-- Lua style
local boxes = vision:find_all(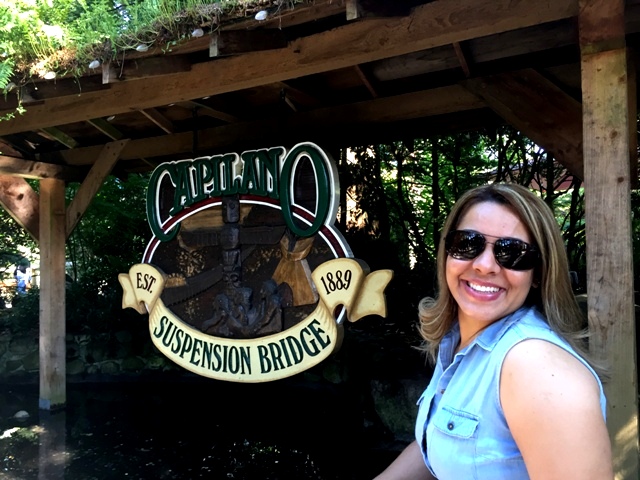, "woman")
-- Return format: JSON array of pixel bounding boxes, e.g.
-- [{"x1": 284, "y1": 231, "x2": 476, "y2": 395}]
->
[{"x1": 374, "y1": 183, "x2": 613, "y2": 479}]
